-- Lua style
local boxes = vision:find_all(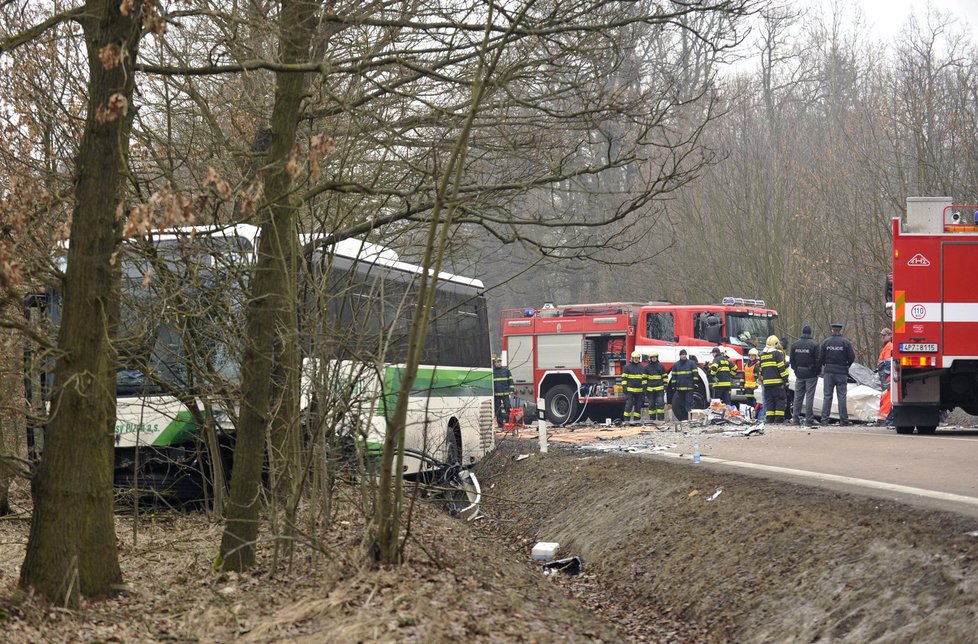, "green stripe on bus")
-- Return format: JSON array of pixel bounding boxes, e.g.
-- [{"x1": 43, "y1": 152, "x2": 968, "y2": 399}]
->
[
  {"x1": 378, "y1": 365, "x2": 492, "y2": 418},
  {"x1": 151, "y1": 411, "x2": 198, "y2": 446}
]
